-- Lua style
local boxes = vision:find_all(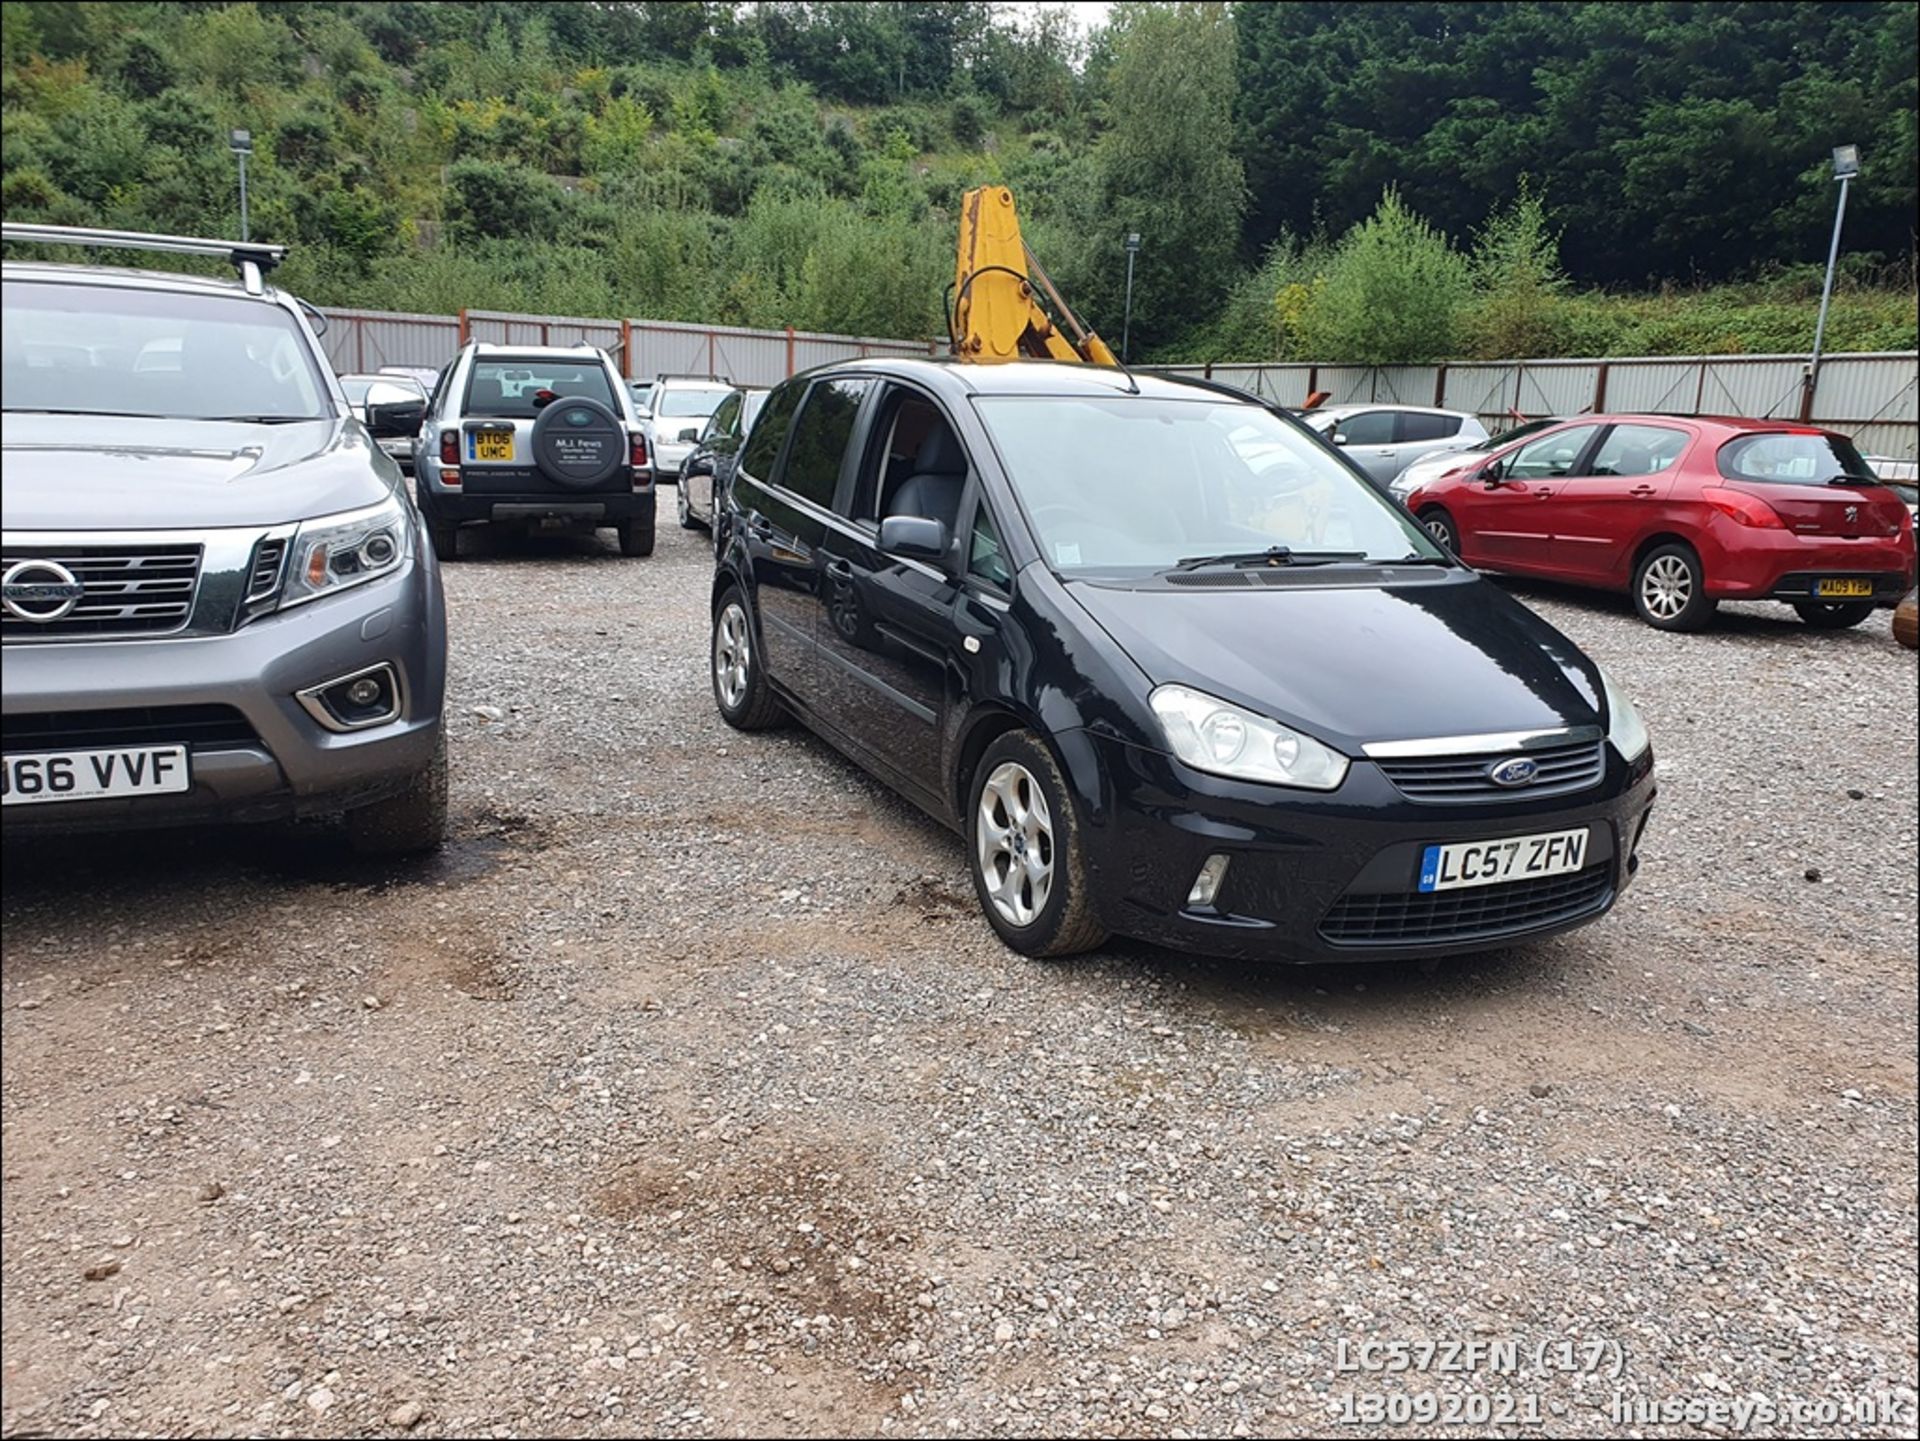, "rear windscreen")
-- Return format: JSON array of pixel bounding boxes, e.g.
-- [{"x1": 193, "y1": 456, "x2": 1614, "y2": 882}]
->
[
  {"x1": 1717, "y1": 431, "x2": 1873, "y2": 486},
  {"x1": 463, "y1": 360, "x2": 615, "y2": 420}
]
